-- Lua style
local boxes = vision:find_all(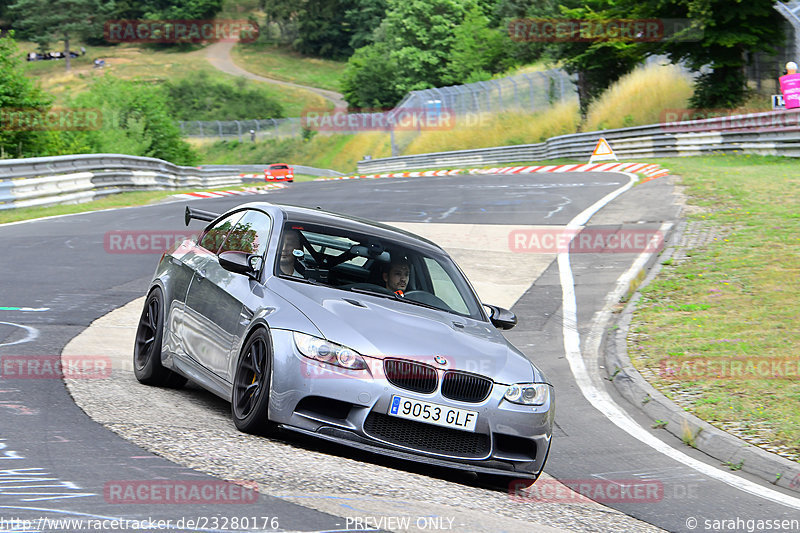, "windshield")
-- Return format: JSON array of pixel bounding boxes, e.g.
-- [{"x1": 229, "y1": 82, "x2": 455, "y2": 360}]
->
[{"x1": 274, "y1": 221, "x2": 483, "y2": 320}]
